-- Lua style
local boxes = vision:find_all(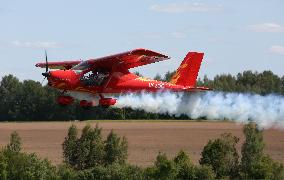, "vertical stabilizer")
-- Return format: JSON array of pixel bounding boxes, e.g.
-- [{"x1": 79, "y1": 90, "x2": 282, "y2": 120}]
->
[{"x1": 170, "y1": 52, "x2": 204, "y2": 87}]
